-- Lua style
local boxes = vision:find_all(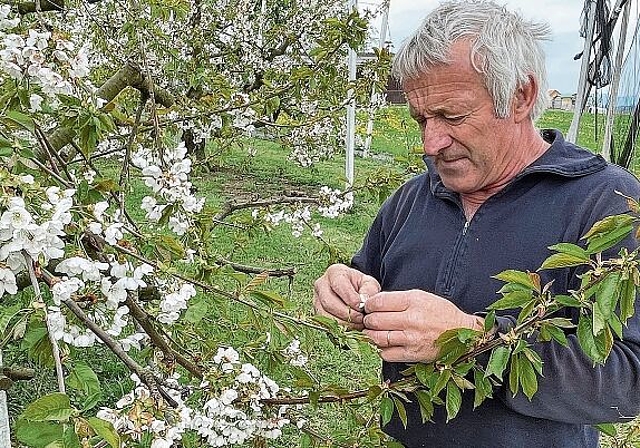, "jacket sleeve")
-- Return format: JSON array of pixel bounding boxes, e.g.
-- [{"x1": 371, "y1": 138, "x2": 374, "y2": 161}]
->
[{"x1": 497, "y1": 171, "x2": 640, "y2": 424}]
